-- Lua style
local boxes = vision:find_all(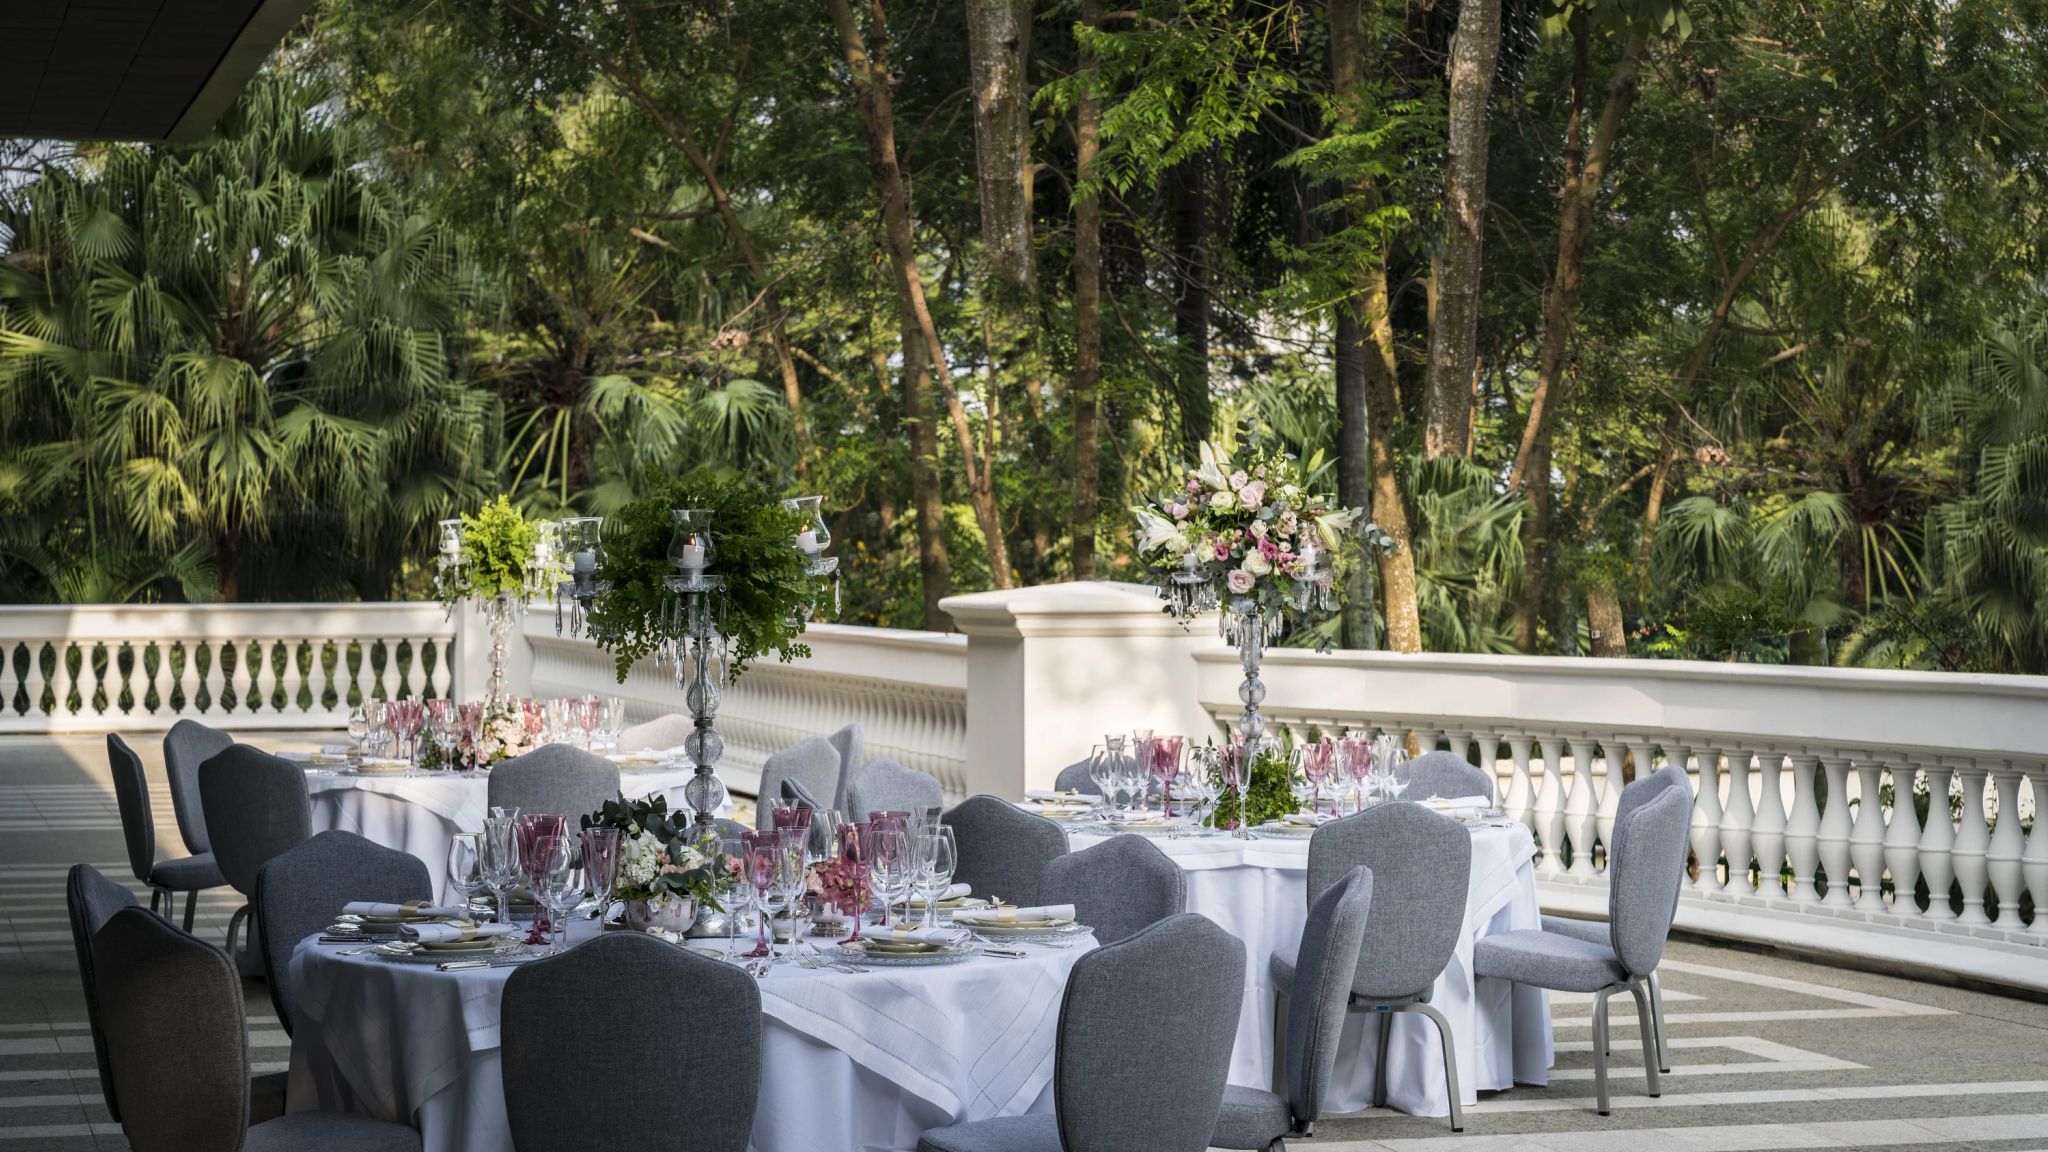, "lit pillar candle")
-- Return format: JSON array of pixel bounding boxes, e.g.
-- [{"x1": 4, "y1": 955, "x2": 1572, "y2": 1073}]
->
[
  {"x1": 796, "y1": 529, "x2": 819, "y2": 553},
  {"x1": 681, "y1": 543, "x2": 705, "y2": 570}
]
